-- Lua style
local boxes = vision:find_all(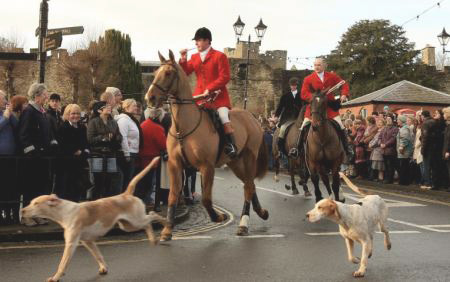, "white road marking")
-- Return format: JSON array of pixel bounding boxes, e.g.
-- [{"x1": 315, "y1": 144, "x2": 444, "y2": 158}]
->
[
  {"x1": 255, "y1": 186, "x2": 295, "y2": 197},
  {"x1": 172, "y1": 235, "x2": 212, "y2": 240},
  {"x1": 306, "y1": 230, "x2": 421, "y2": 236},
  {"x1": 423, "y1": 224, "x2": 450, "y2": 228},
  {"x1": 214, "y1": 176, "x2": 225, "y2": 180},
  {"x1": 236, "y1": 234, "x2": 285, "y2": 239},
  {"x1": 388, "y1": 218, "x2": 450, "y2": 233}
]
